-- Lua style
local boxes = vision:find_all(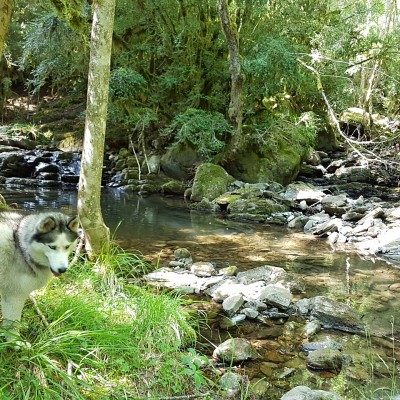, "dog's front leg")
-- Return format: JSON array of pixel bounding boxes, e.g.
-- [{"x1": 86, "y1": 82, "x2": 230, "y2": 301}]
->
[{"x1": 1, "y1": 292, "x2": 28, "y2": 342}]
